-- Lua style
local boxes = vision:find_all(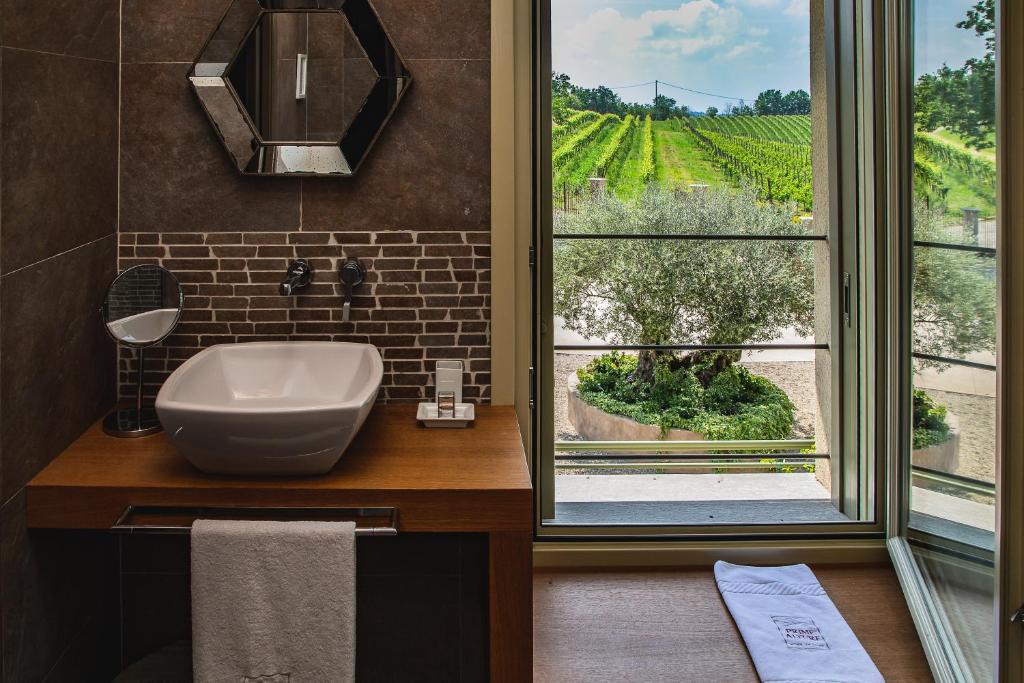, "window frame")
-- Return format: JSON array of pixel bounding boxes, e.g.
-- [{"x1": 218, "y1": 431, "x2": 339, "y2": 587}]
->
[{"x1": 531, "y1": 0, "x2": 890, "y2": 540}]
